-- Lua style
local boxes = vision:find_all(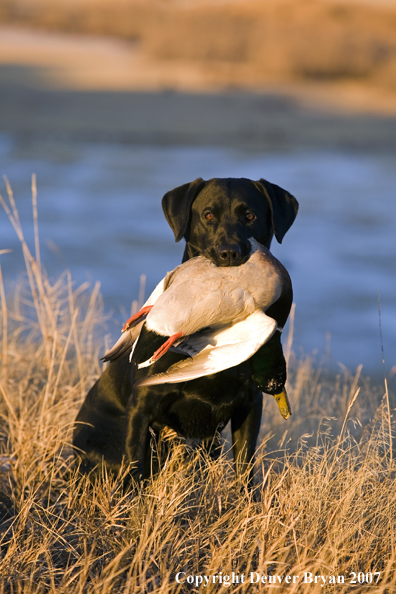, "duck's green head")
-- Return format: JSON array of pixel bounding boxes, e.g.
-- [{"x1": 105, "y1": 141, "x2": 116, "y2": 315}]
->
[{"x1": 250, "y1": 331, "x2": 291, "y2": 419}]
